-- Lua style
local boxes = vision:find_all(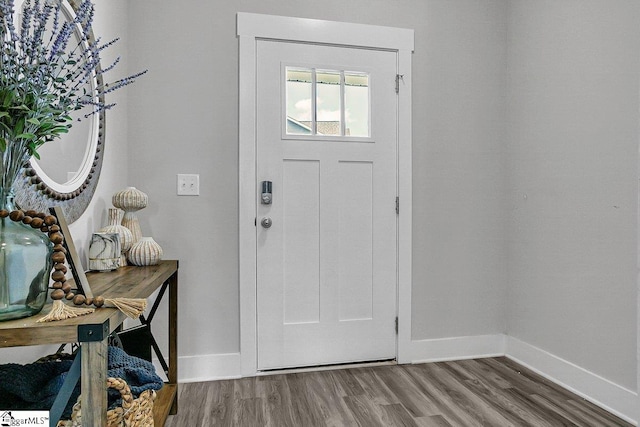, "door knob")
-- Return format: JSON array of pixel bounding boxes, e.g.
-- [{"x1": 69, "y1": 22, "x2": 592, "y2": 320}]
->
[{"x1": 261, "y1": 217, "x2": 273, "y2": 228}]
